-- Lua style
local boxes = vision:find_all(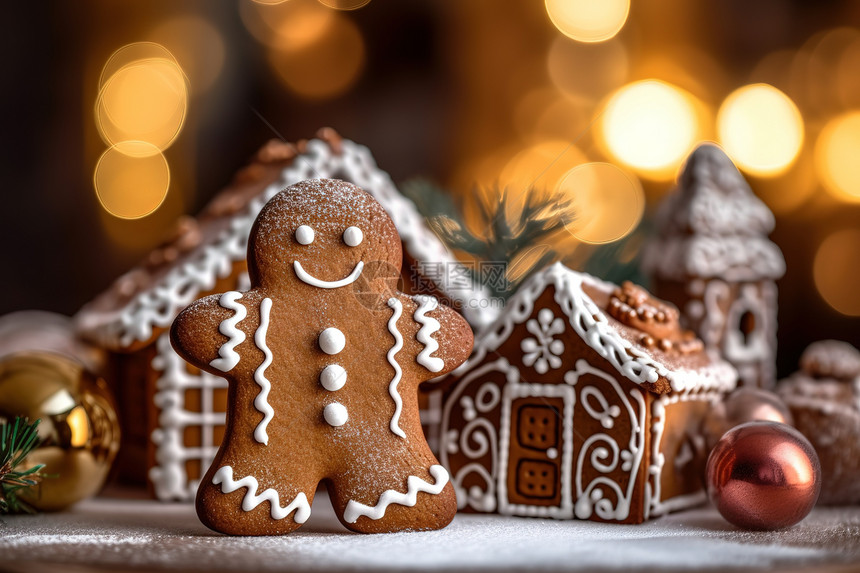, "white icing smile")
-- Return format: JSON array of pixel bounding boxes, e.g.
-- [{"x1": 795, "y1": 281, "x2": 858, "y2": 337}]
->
[{"x1": 293, "y1": 260, "x2": 364, "y2": 289}]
